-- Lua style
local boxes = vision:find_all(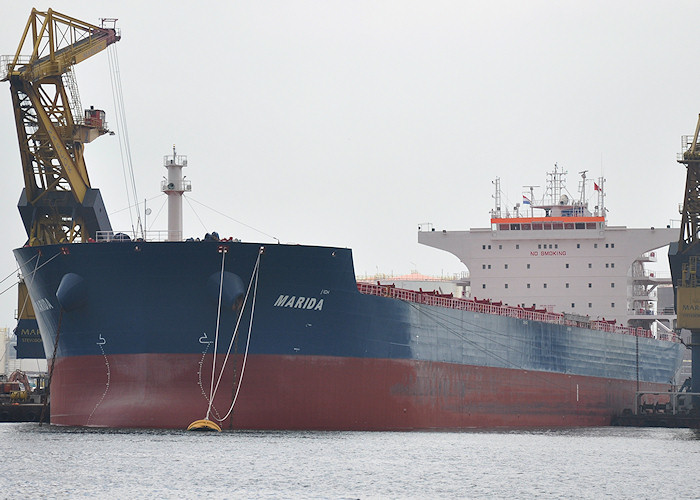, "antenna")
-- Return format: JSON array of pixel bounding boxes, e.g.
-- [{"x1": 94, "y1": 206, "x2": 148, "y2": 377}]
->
[
  {"x1": 578, "y1": 170, "x2": 588, "y2": 207},
  {"x1": 523, "y1": 185, "x2": 539, "y2": 217},
  {"x1": 492, "y1": 177, "x2": 502, "y2": 218},
  {"x1": 544, "y1": 163, "x2": 567, "y2": 206}
]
